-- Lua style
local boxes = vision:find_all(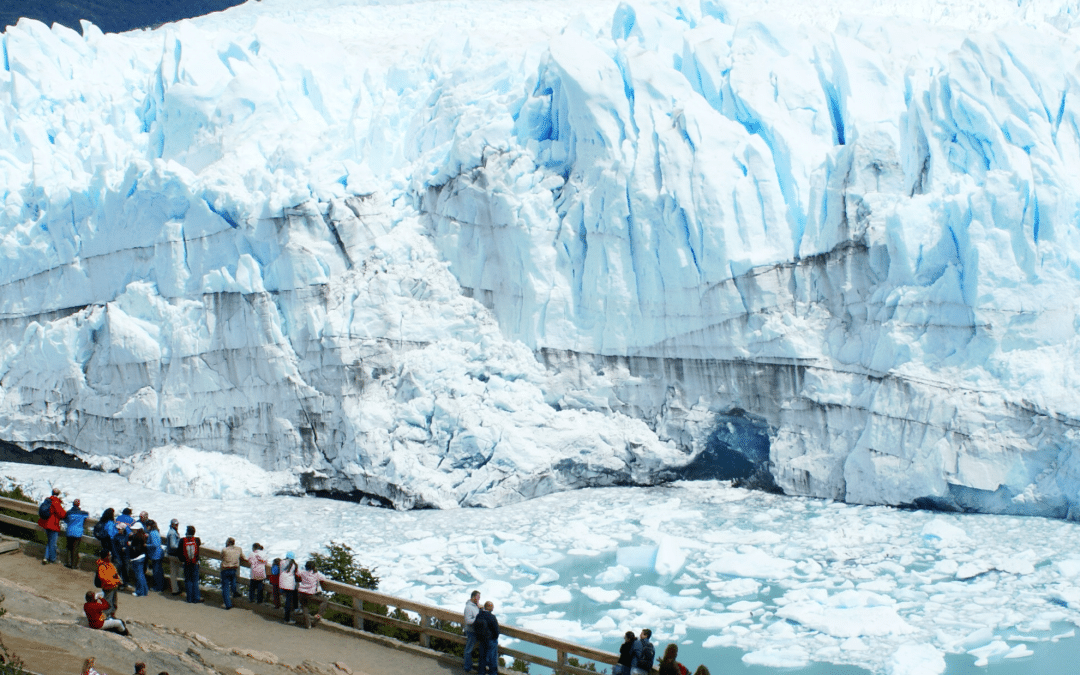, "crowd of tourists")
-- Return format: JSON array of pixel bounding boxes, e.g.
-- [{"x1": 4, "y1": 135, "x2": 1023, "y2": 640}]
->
[
  {"x1": 38, "y1": 487, "x2": 713, "y2": 675},
  {"x1": 35, "y1": 487, "x2": 331, "y2": 640}
]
